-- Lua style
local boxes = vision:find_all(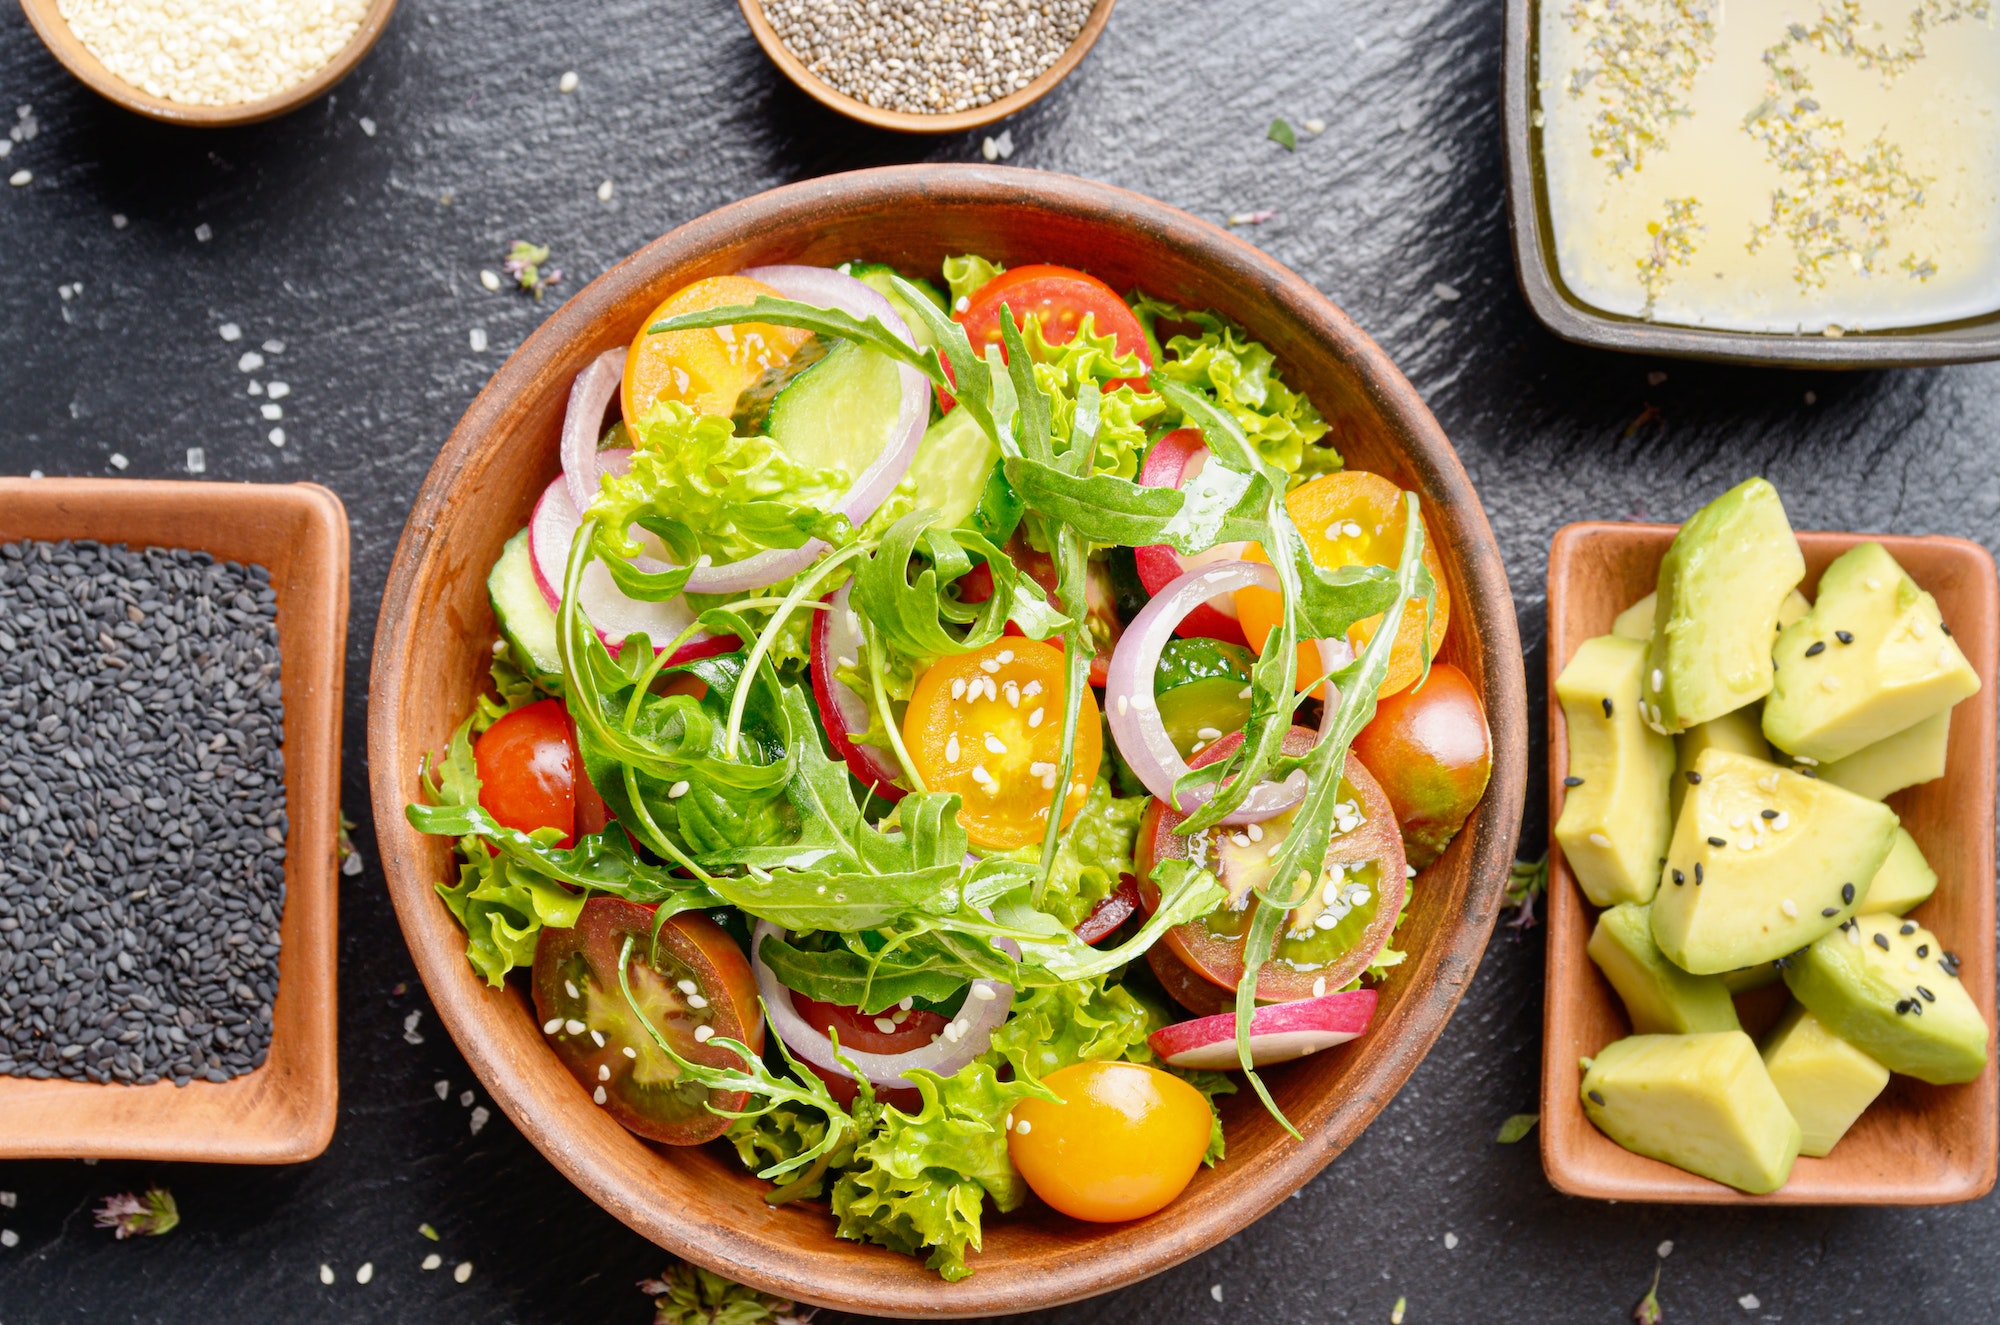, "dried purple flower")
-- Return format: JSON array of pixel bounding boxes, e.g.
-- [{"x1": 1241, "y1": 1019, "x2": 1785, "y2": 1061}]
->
[
  {"x1": 503, "y1": 241, "x2": 563, "y2": 300},
  {"x1": 94, "y1": 1188, "x2": 179, "y2": 1239}
]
